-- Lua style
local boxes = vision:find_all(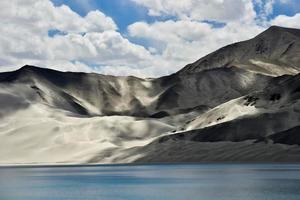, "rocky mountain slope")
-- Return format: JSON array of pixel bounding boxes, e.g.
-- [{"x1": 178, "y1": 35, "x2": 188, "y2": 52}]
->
[
  {"x1": 130, "y1": 74, "x2": 300, "y2": 163},
  {"x1": 0, "y1": 26, "x2": 300, "y2": 165},
  {"x1": 179, "y1": 26, "x2": 300, "y2": 76}
]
